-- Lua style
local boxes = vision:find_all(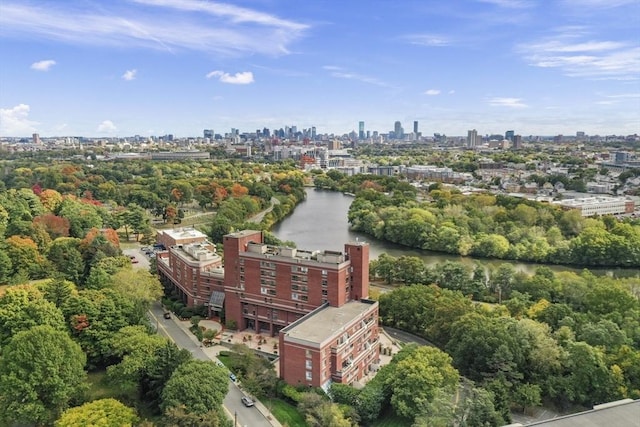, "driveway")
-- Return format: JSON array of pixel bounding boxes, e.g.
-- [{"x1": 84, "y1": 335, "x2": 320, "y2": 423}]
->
[{"x1": 122, "y1": 247, "x2": 151, "y2": 270}]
